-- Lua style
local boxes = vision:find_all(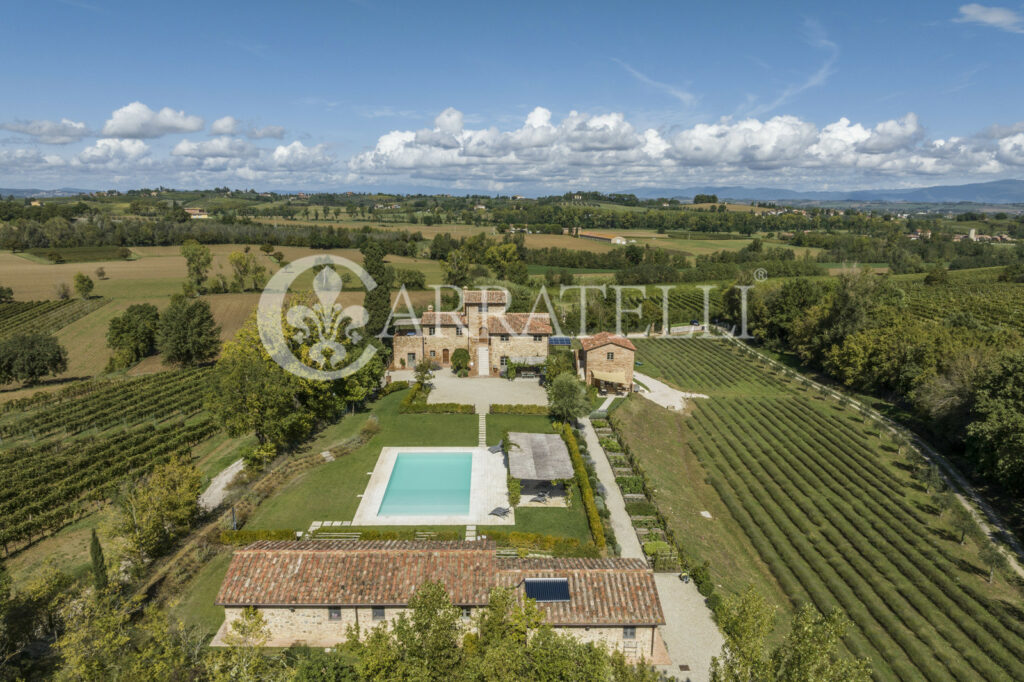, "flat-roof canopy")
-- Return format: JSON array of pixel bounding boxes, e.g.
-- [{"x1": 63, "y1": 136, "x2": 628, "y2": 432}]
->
[
  {"x1": 592, "y1": 369, "x2": 628, "y2": 385},
  {"x1": 506, "y1": 432, "x2": 575, "y2": 481}
]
